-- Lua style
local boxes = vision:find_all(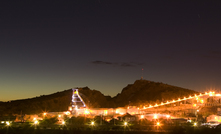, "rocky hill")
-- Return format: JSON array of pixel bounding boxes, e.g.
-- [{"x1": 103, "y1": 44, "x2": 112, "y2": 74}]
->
[
  {"x1": 112, "y1": 79, "x2": 198, "y2": 107},
  {"x1": 0, "y1": 79, "x2": 198, "y2": 114}
]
